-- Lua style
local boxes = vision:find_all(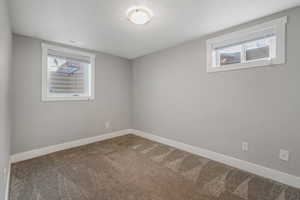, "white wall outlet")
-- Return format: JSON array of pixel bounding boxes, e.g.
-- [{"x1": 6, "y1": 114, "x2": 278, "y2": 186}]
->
[
  {"x1": 279, "y1": 149, "x2": 289, "y2": 161},
  {"x1": 105, "y1": 121, "x2": 111, "y2": 129},
  {"x1": 242, "y1": 142, "x2": 248, "y2": 152}
]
